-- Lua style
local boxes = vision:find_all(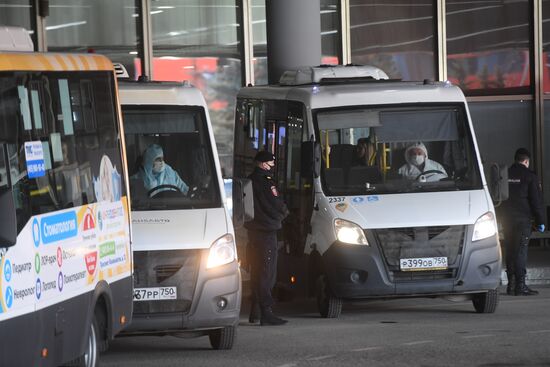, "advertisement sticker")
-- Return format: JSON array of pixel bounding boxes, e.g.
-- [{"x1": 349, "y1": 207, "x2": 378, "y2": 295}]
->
[{"x1": 24, "y1": 141, "x2": 46, "y2": 179}]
